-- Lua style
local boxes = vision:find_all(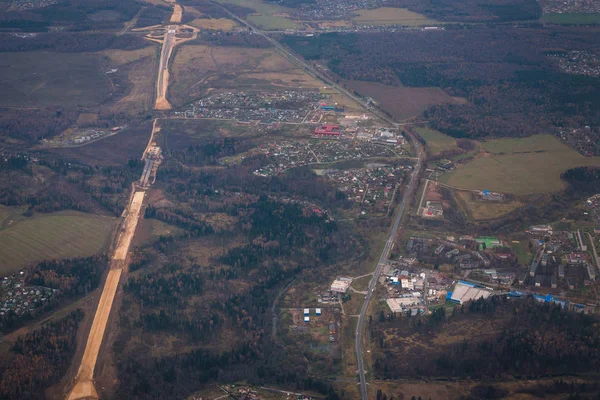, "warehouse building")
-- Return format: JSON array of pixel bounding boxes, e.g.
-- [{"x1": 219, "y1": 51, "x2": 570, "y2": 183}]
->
[{"x1": 449, "y1": 281, "x2": 492, "y2": 304}]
